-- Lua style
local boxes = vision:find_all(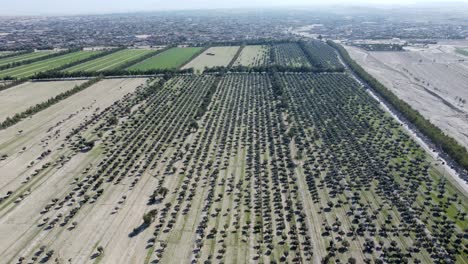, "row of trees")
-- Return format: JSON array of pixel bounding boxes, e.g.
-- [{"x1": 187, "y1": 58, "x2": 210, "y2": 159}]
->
[
  {"x1": 0, "y1": 77, "x2": 102, "y2": 129},
  {"x1": 0, "y1": 79, "x2": 27, "y2": 92},
  {"x1": 328, "y1": 40, "x2": 468, "y2": 171},
  {"x1": 32, "y1": 67, "x2": 194, "y2": 79},
  {"x1": 0, "y1": 50, "x2": 32, "y2": 60}
]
